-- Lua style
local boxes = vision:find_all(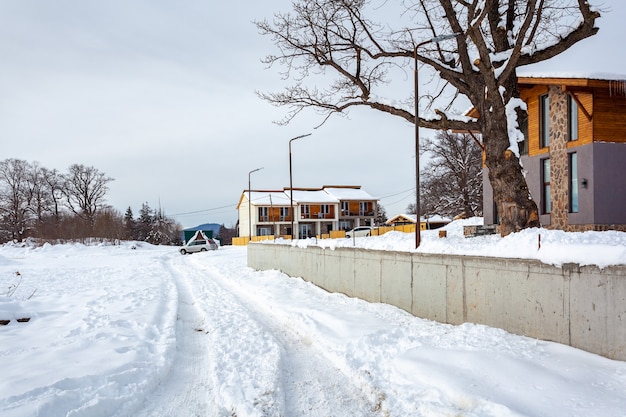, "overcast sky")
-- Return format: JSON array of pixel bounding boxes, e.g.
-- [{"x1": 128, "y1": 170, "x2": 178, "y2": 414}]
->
[{"x1": 1, "y1": 1, "x2": 623, "y2": 229}]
